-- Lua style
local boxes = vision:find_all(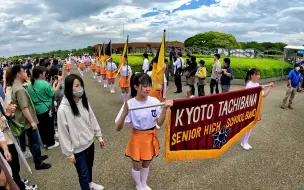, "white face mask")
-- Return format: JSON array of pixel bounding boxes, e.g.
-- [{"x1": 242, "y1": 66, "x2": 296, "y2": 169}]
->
[
  {"x1": 296, "y1": 67, "x2": 300, "y2": 71},
  {"x1": 73, "y1": 87, "x2": 84, "y2": 98}
]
